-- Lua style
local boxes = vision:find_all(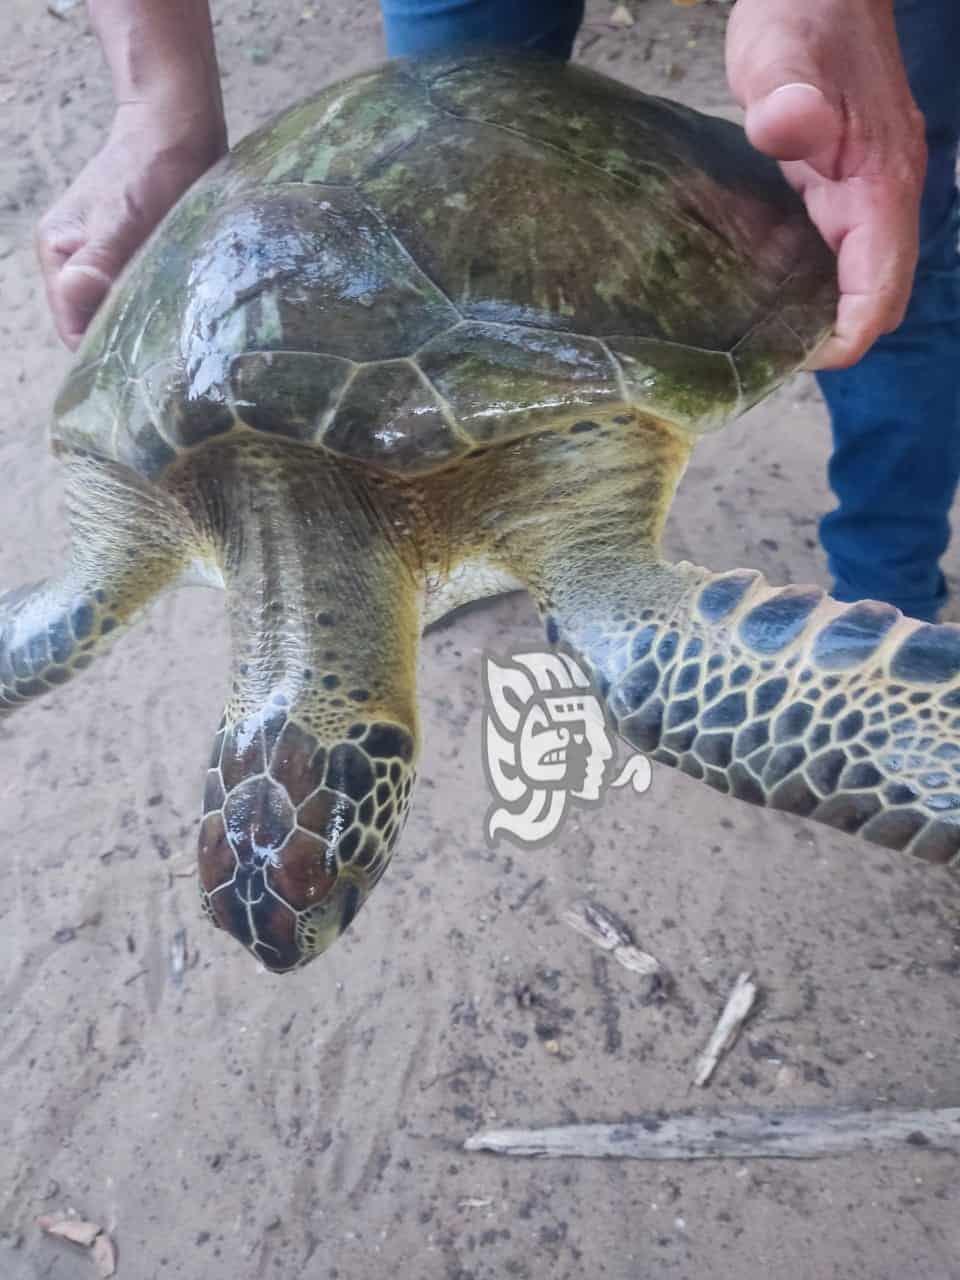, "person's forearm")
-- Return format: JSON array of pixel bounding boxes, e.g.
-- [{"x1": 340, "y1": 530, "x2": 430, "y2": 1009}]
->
[{"x1": 86, "y1": 0, "x2": 225, "y2": 141}]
